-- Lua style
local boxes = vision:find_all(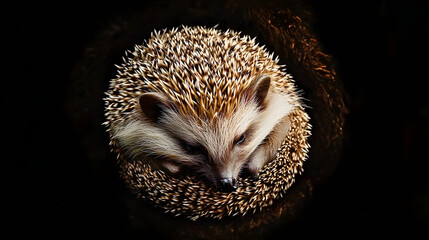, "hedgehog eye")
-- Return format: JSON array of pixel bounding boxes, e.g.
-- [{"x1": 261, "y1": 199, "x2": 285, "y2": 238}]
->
[
  {"x1": 182, "y1": 142, "x2": 208, "y2": 157},
  {"x1": 235, "y1": 133, "x2": 246, "y2": 145},
  {"x1": 184, "y1": 143, "x2": 200, "y2": 155}
]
